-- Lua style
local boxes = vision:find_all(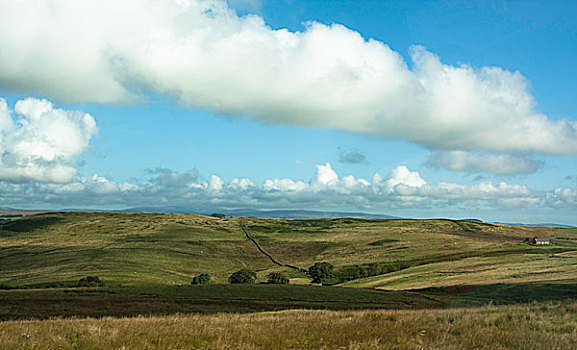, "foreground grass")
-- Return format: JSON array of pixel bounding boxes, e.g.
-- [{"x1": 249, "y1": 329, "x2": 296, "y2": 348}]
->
[
  {"x1": 0, "y1": 284, "x2": 444, "y2": 320},
  {"x1": 1, "y1": 282, "x2": 575, "y2": 321},
  {"x1": 2, "y1": 301, "x2": 576, "y2": 350}
]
